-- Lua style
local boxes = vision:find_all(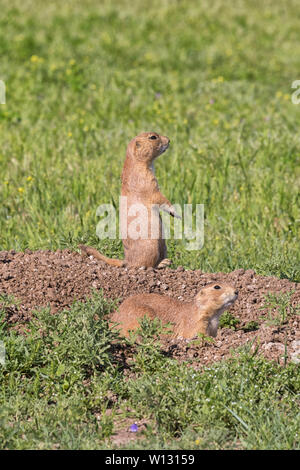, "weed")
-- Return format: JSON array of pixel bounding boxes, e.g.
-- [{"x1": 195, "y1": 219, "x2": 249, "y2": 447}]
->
[
  {"x1": 126, "y1": 316, "x2": 172, "y2": 374},
  {"x1": 219, "y1": 312, "x2": 240, "y2": 330},
  {"x1": 242, "y1": 321, "x2": 259, "y2": 332},
  {"x1": 260, "y1": 291, "x2": 299, "y2": 328},
  {"x1": 191, "y1": 332, "x2": 215, "y2": 347}
]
